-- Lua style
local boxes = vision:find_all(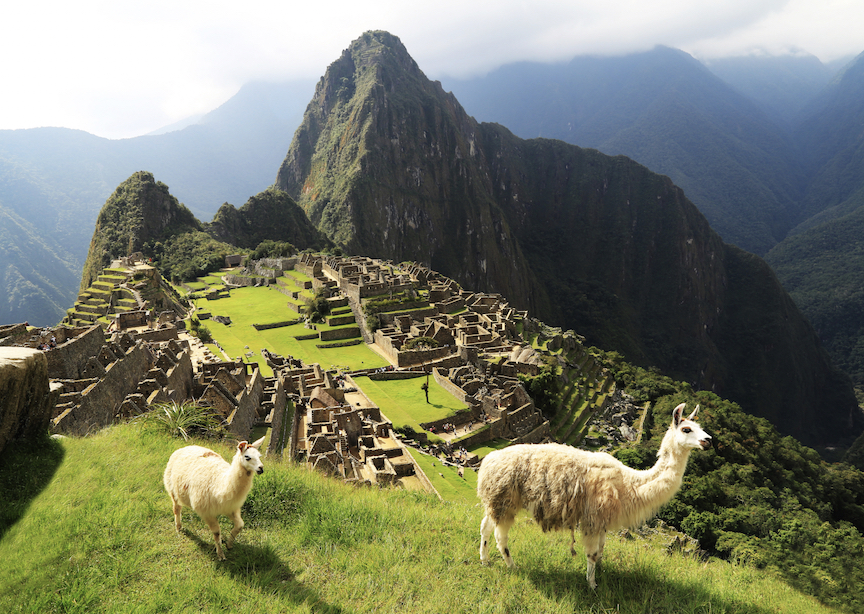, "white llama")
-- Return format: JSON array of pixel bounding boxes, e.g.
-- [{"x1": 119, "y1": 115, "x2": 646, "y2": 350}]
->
[
  {"x1": 163, "y1": 436, "x2": 266, "y2": 560},
  {"x1": 477, "y1": 403, "x2": 711, "y2": 588}
]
